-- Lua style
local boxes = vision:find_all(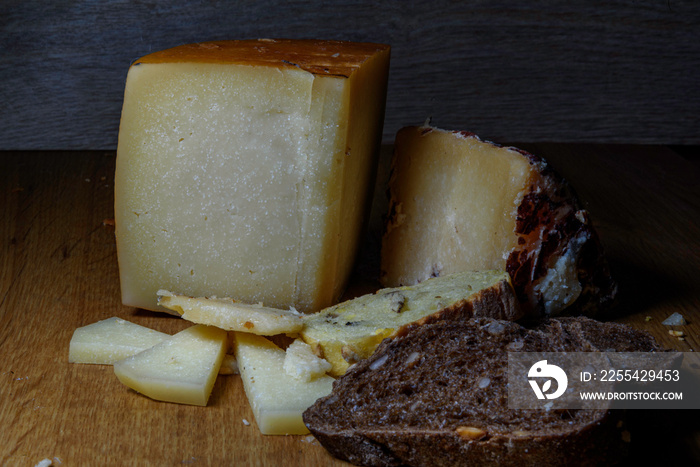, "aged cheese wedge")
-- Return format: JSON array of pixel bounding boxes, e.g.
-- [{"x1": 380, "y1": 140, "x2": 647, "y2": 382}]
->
[
  {"x1": 300, "y1": 270, "x2": 520, "y2": 376},
  {"x1": 157, "y1": 289, "x2": 303, "y2": 335},
  {"x1": 113, "y1": 324, "x2": 227, "y2": 406},
  {"x1": 115, "y1": 39, "x2": 390, "y2": 313},
  {"x1": 381, "y1": 126, "x2": 617, "y2": 317},
  {"x1": 69, "y1": 317, "x2": 168, "y2": 364},
  {"x1": 233, "y1": 332, "x2": 334, "y2": 435}
]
